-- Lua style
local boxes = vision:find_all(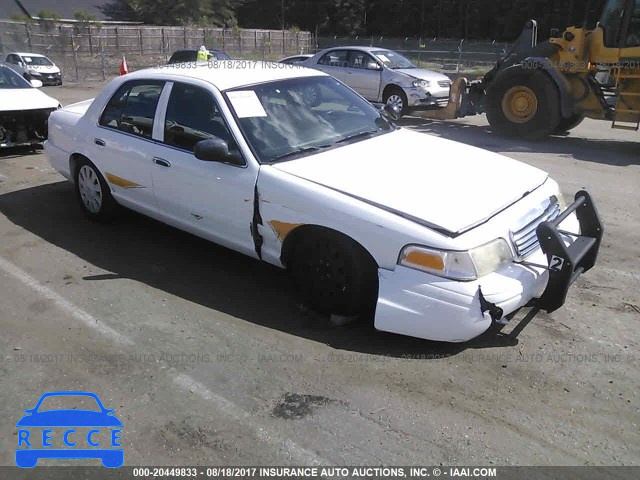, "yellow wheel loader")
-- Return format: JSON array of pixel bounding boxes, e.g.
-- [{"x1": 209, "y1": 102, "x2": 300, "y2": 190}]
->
[{"x1": 422, "y1": 0, "x2": 640, "y2": 140}]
